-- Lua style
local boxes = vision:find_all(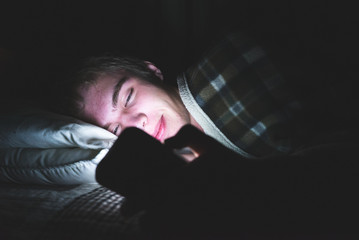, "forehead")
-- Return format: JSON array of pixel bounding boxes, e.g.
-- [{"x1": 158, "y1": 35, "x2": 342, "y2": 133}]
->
[
  {"x1": 77, "y1": 75, "x2": 118, "y2": 126},
  {"x1": 79, "y1": 75, "x2": 118, "y2": 102}
]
